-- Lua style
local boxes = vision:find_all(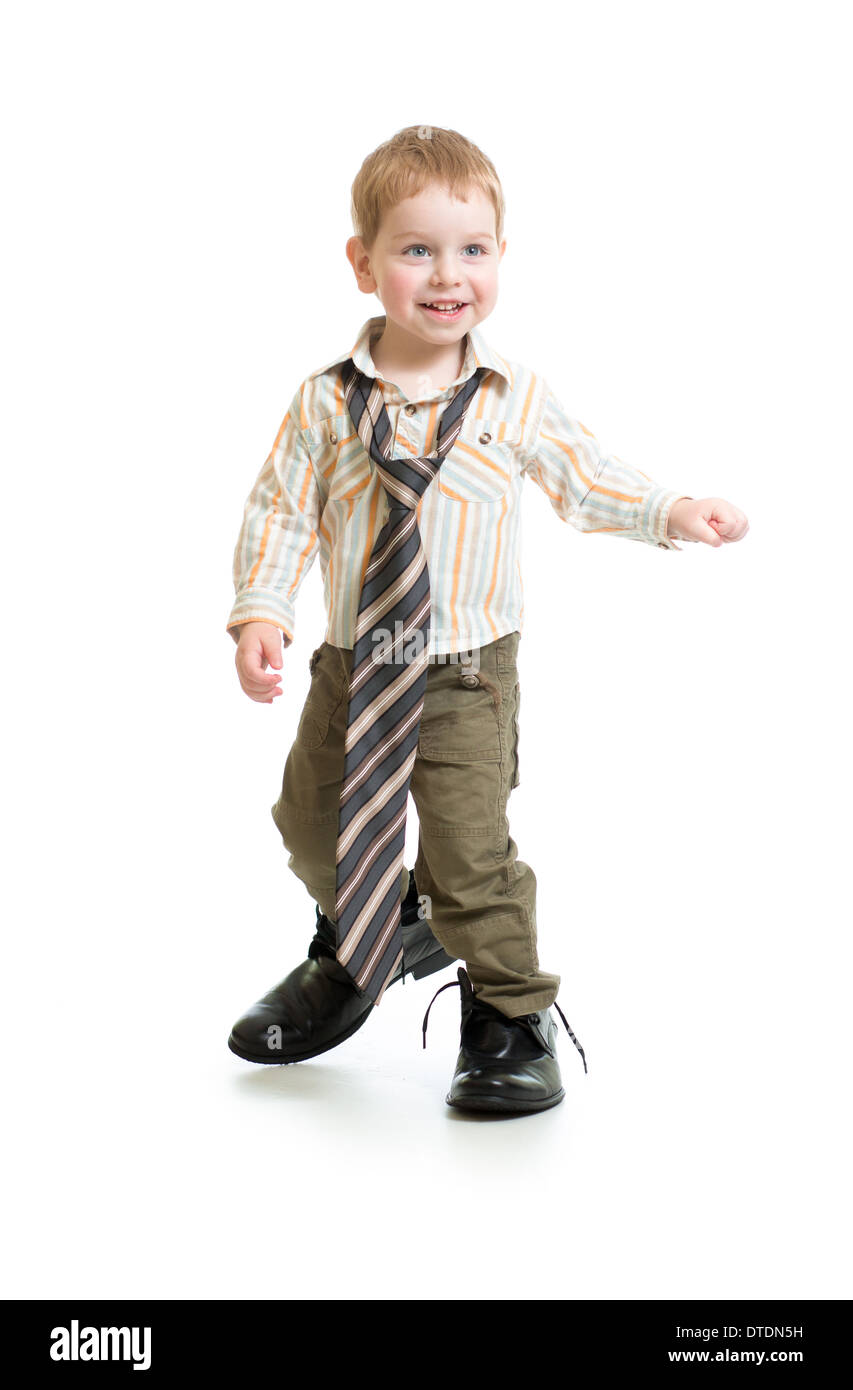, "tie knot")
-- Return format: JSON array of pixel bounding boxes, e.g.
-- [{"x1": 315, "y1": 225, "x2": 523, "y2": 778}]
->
[
  {"x1": 342, "y1": 360, "x2": 488, "y2": 507},
  {"x1": 377, "y1": 454, "x2": 440, "y2": 511}
]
